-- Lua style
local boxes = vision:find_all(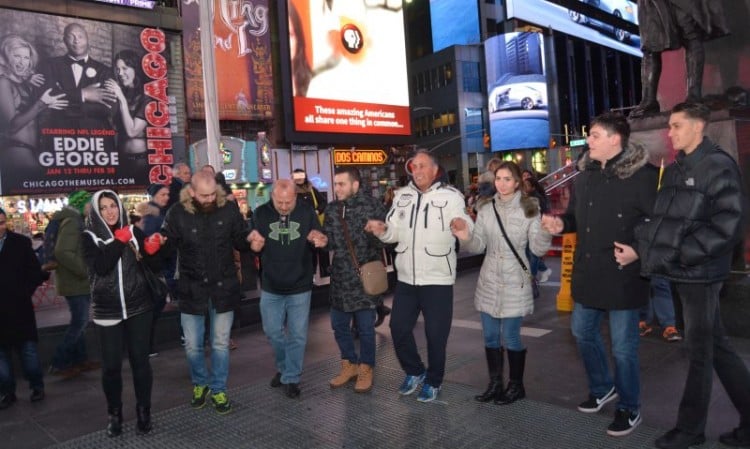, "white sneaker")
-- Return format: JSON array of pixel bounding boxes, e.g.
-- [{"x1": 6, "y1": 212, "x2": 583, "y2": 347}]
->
[{"x1": 537, "y1": 268, "x2": 552, "y2": 283}]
